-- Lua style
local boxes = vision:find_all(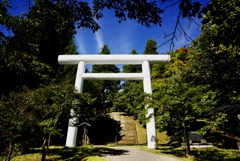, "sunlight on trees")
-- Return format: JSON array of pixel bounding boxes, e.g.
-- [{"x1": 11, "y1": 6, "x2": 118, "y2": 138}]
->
[{"x1": 1, "y1": 0, "x2": 240, "y2": 160}]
